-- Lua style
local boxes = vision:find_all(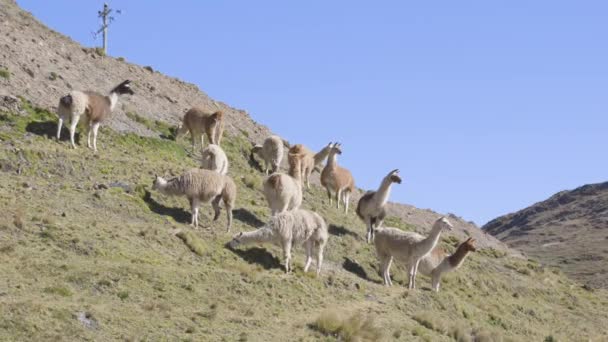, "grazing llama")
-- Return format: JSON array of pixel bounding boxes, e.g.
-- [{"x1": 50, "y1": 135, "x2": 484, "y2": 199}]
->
[
  {"x1": 229, "y1": 209, "x2": 328, "y2": 275},
  {"x1": 152, "y1": 168, "x2": 236, "y2": 230}
]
